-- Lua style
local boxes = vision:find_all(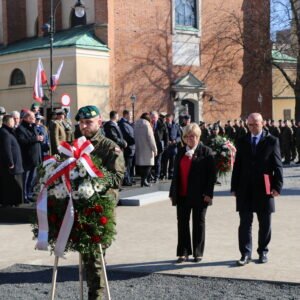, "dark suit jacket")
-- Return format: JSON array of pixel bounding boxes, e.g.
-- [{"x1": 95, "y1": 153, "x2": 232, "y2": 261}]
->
[
  {"x1": 169, "y1": 143, "x2": 216, "y2": 207},
  {"x1": 0, "y1": 125, "x2": 24, "y2": 175},
  {"x1": 104, "y1": 120, "x2": 127, "y2": 149},
  {"x1": 231, "y1": 131, "x2": 283, "y2": 213},
  {"x1": 118, "y1": 118, "x2": 135, "y2": 157},
  {"x1": 15, "y1": 121, "x2": 42, "y2": 171},
  {"x1": 154, "y1": 118, "x2": 169, "y2": 154}
]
